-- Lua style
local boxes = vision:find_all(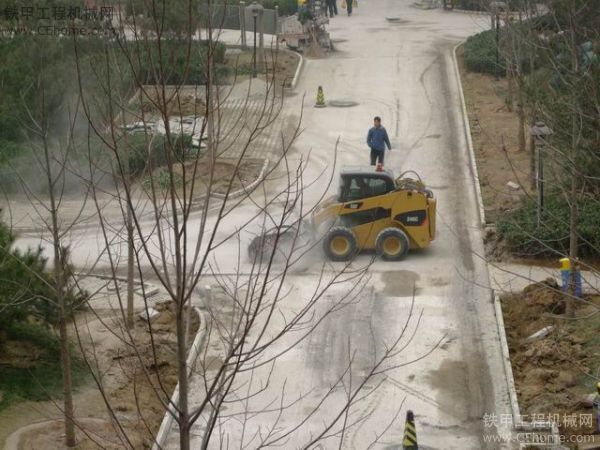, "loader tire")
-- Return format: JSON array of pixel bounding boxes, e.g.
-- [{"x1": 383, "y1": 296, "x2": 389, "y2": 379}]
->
[
  {"x1": 376, "y1": 227, "x2": 409, "y2": 261},
  {"x1": 323, "y1": 227, "x2": 357, "y2": 261}
]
